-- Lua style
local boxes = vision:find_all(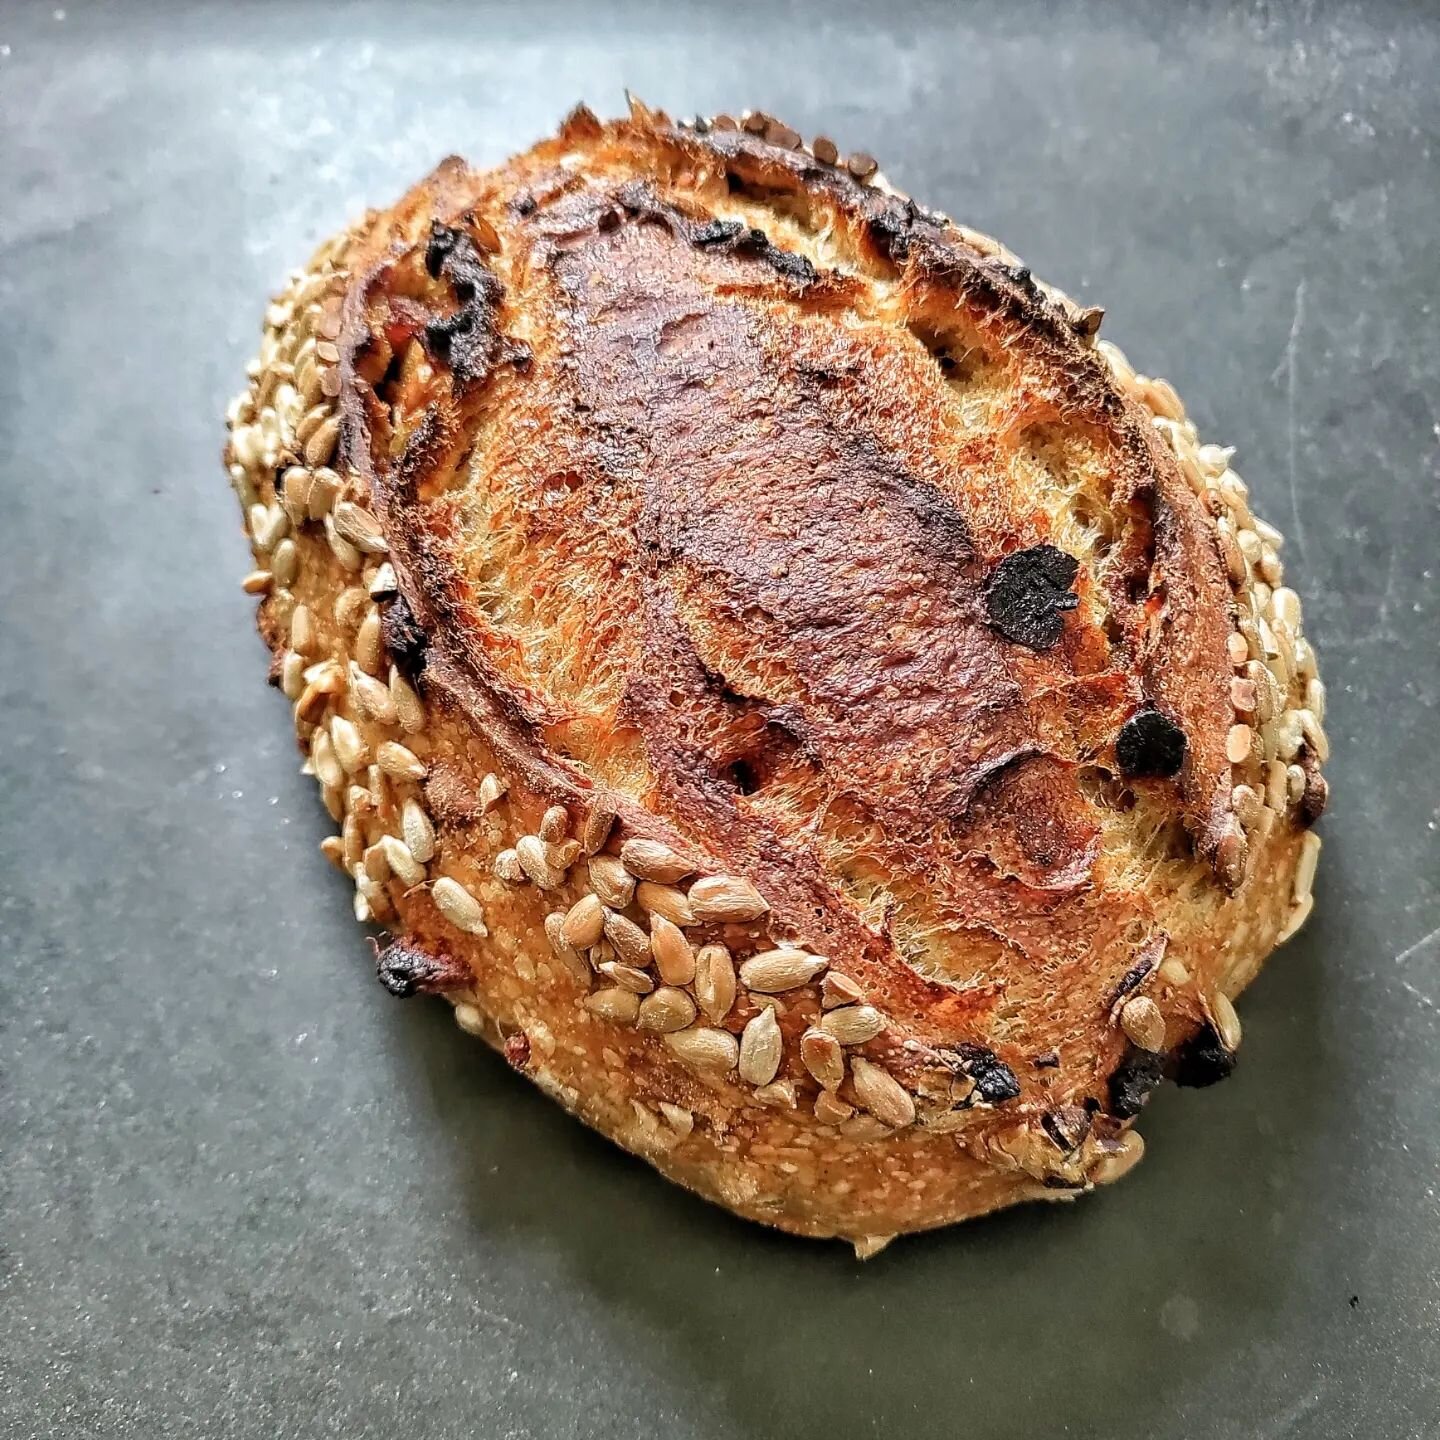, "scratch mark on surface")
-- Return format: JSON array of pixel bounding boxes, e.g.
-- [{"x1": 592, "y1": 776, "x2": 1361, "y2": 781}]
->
[
  {"x1": 1394, "y1": 924, "x2": 1440, "y2": 967},
  {"x1": 1272, "y1": 278, "x2": 1308, "y2": 565}
]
